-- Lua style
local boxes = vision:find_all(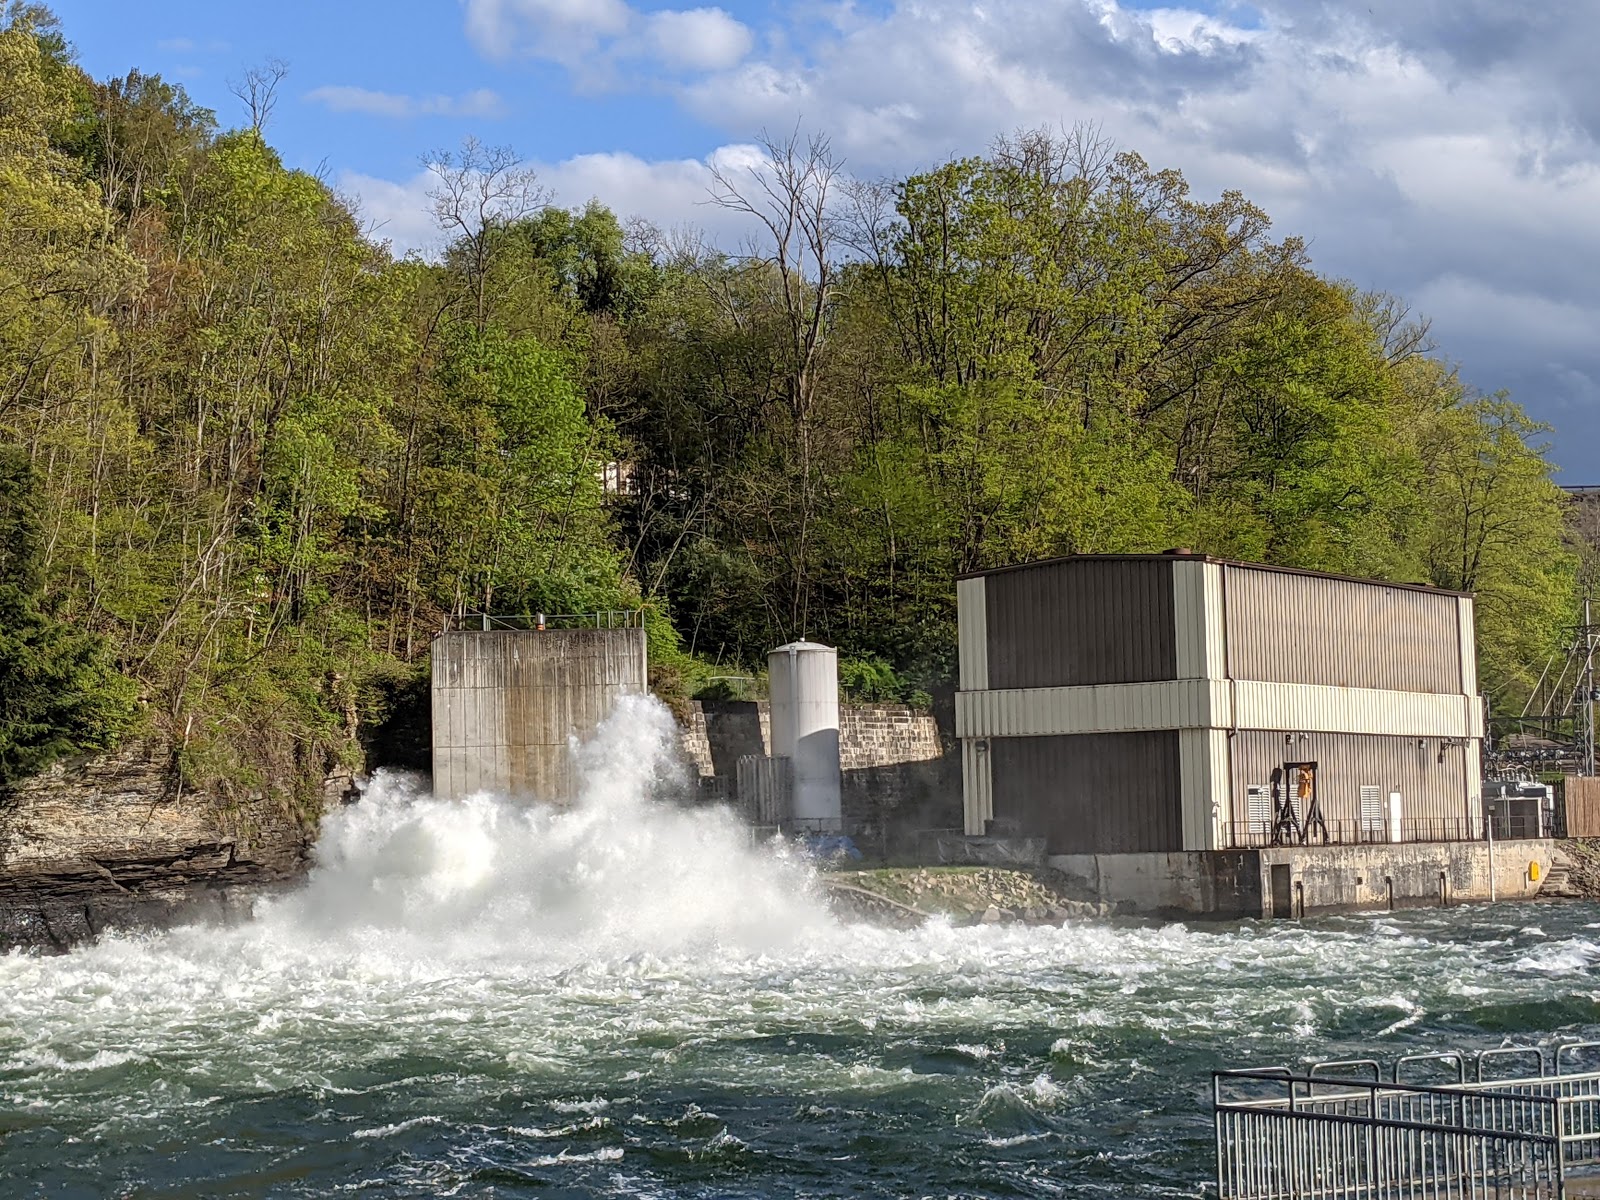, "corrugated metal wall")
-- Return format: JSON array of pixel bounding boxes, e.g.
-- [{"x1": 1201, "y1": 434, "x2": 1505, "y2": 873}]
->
[
  {"x1": 1224, "y1": 565, "x2": 1464, "y2": 694},
  {"x1": 990, "y1": 731, "x2": 1182, "y2": 853},
  {"x1": 1228, "y1": 730, "x2": 1472, "y2": 834},
  {"x1": 431, "y1": 628, "x2": 649, "y2": 802},
  {"x1": 984, "y1": 559, "x2": 1176, "y2": 689}
]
